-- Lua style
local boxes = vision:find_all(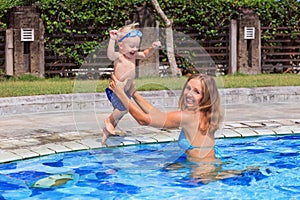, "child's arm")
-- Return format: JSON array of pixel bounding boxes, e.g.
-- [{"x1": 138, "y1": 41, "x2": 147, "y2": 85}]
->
[
  {"x1": 107, "y1": 30, "x2": 120, "y2": 61},
  {"x1": 137, "y1": 41, "x2": 161, "y2": 59}
]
